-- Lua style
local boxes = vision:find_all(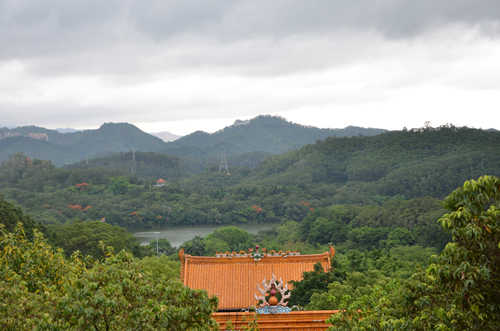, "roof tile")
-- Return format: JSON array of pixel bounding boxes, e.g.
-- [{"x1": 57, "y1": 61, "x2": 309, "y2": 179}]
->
[{"x1": 180, "y1": 250, "x2": 333, "y2": 310}]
